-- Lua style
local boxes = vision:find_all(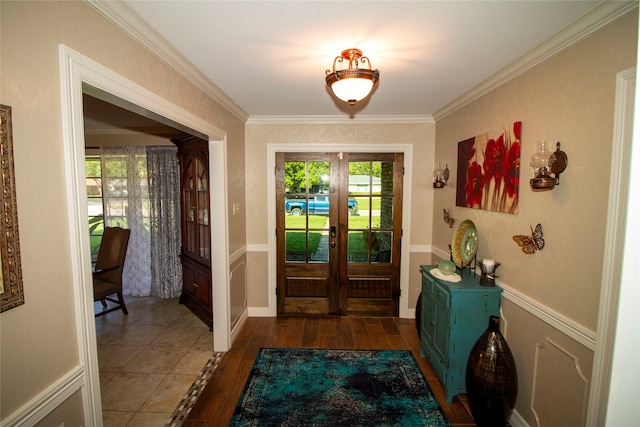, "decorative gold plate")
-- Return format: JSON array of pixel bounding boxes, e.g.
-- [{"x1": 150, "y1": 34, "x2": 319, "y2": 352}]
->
[{"x1": 451, "y1": 219, "x2": 478, "y2": 267}]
